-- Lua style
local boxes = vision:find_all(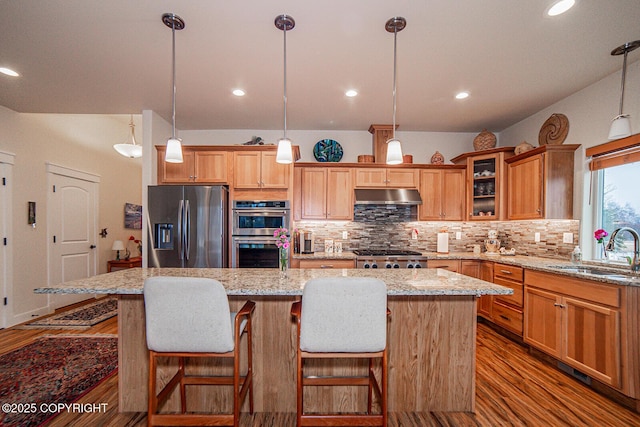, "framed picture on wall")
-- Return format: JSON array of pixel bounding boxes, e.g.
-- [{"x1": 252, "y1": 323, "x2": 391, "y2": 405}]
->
[{"x1": 125, "y1": 203, "x2": 142, "y2": 229}]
